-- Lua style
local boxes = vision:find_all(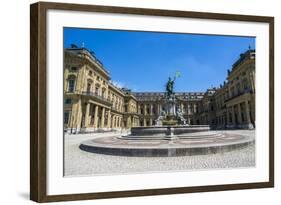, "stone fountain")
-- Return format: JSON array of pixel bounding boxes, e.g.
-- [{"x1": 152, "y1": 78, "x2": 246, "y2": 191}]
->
[
  {"x1": 79, "y1": 75, "x2": 254, "y2": 157},
  {"x1": 130, "y1": 76, "x2": 209, "y2": 139},
  {"x1": 155, "y1": 76, "x2": 186, "y2": 126}
]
